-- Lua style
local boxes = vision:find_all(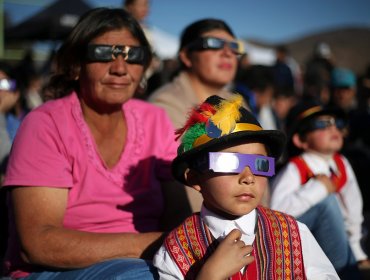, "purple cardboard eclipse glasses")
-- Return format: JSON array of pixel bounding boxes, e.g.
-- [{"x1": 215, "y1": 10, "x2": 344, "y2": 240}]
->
[
  {"x1": 193, "y1": 152, "x2": 275, "y2": 177},
  {"x1": 0, "y1": 79, "x2": 17, "y2": 91}
]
